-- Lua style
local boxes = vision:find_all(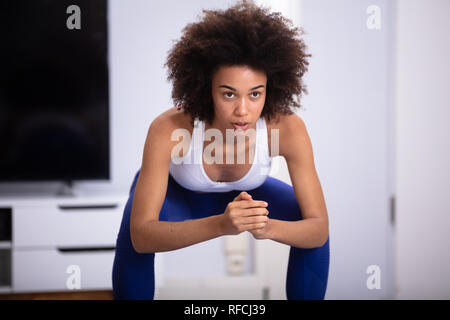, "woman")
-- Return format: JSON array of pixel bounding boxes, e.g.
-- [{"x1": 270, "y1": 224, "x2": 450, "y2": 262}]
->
[{"x1": 112, "y1": 0, "x2": 330, "y2": 300}]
